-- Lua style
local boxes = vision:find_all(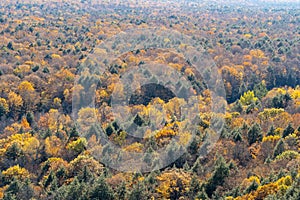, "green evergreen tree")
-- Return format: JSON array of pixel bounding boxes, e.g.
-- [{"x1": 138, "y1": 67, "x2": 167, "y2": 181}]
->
[
  {"x1": 233, "y1": 100, "x2": 243, "y2": 113},
  {"x1": 191, "y1": 157, "x2": 203, "y2": 175},
  {"x1": 205, "y1": 156, "x2": 230, "y2": 197},
  {"x1": 273, "y1": 139, "x2": 285, "y2": 158},
  {"x1": 247, "y1": 123, "x2": 262, "y2": 145},
  {"x1": 116, "y1": 182, "x2": 127, "y2": 200},
  {"x1": 4, "y1": 178, "x2": 34, "y2": 200},
  {"x1": 267, "y1": 125, "x2": 276, "y2": 136},
  {"x1": 89, "y1": 176, "x2": 114, "y2": 200},
  {"x1": 183, "y1": 161, "x2": 190, "y2": 171},
  {"x1": 5, "y1": 143, "x2": 22, "y2": 161},
  {"x1": 188, "y1": 176, "x2": 201, "y2": 199},
  {"x1": 196, "y1": 188, "x2": 209, "y2": 200},
  {"x1": 4, "y1": 179, "x2": 20, "y2": 197},
  {"x1": 26, "y1": 112, "x2": 34, "y2": 126},
  {"x1": 128, "y1": 182, "x2": 146, "y2": 200},
  {"x1": 44, "y1": 171, "x2": 55, "y2": 188},
  {"x1": 64, "y1": 177, "x2": 86, "y2": 200},
  {"x1": 254, "y1": 82, "x2": 268, "y2": 99},
  {"x1": 69, "y1": 126, "x2": 79, "y2": 139},
  {"x1": 282, "y1": 123, "x2": 294, "y2": 138},
  {"x1": 244, "y1": 180, "x2": 259, "y2": 194},
  {"x1": 232, "y1": 128, "x2": 243, "y2": 142},
  {"x1": 0, "y1": 103, "x2": 7, "y2": 117},
  {"x1": 105, "y1": 124, "x2": 114, "y2": 136},
  {"x1": 79, "y1": 165, "x2": 93, "y2": 183},
  {"x1": 189, "y1": 136, "x2": 199, "y2": 154}
]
